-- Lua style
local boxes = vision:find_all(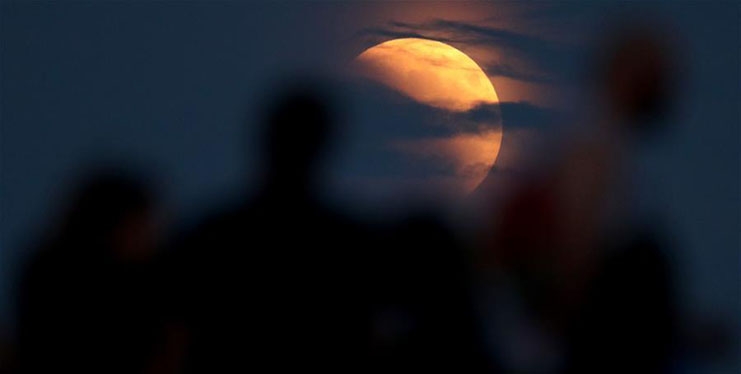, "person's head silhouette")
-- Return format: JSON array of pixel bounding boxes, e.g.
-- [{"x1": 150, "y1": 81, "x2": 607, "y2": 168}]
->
[
  {"x1": 261, "y1": 82, "x2": 336, "y2": 192},
  {"x1": 594, "y1": 26, "x2": 678, "y2": 135},
  {"x1": 57, "y1": 169, "x2": 157, "y2": 261}
]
